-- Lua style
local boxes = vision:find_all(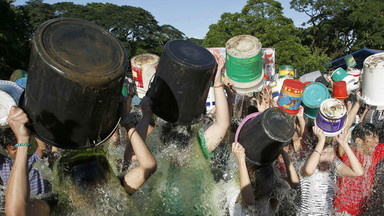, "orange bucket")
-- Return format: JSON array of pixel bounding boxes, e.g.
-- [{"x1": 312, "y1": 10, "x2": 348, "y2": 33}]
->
[{"x1": 333, "y1": 81, "x2": 348, "y2": 100}]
